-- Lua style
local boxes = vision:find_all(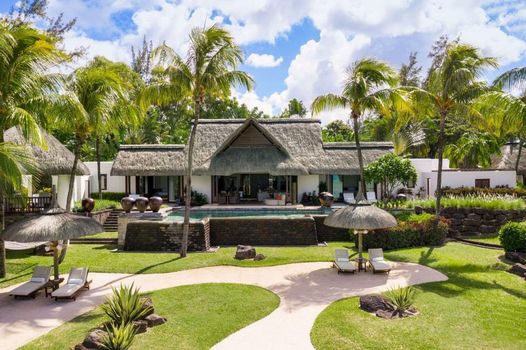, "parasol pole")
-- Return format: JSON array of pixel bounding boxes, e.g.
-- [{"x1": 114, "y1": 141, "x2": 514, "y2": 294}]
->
[{"x1": 51, "y1": 240, "x2": 60, "y2": 280}]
